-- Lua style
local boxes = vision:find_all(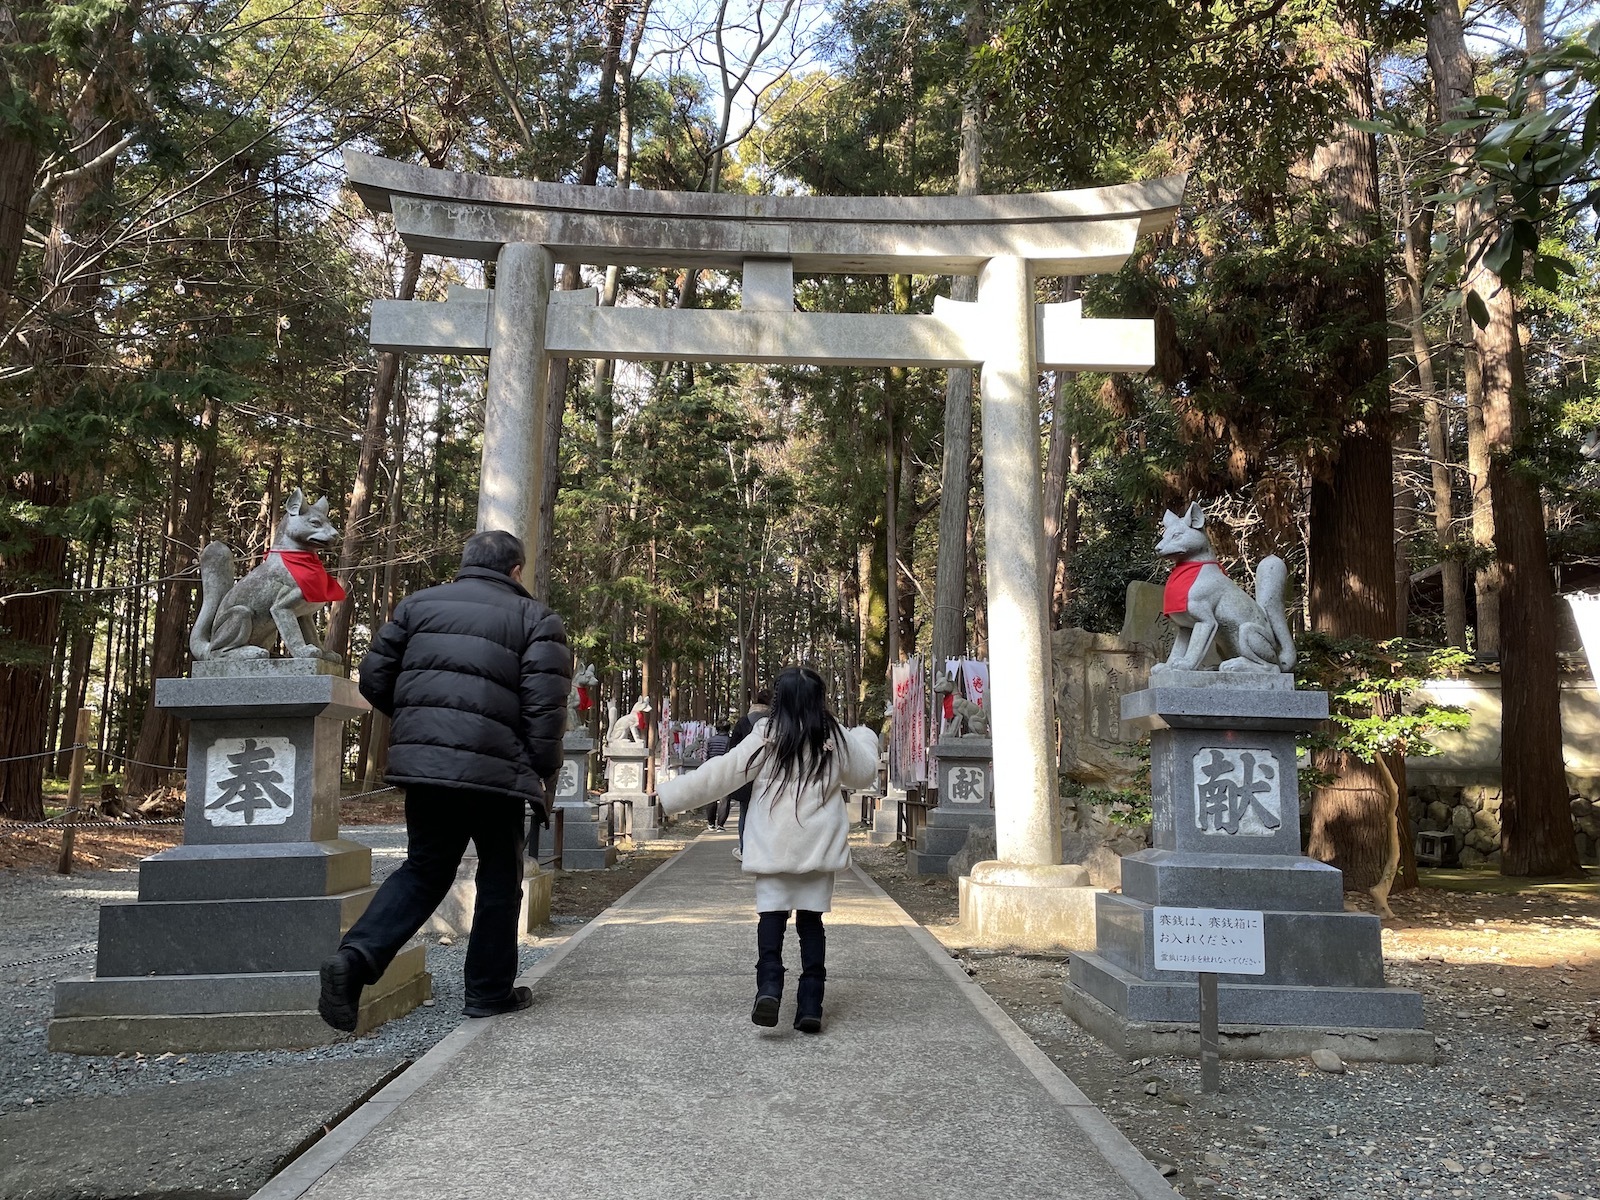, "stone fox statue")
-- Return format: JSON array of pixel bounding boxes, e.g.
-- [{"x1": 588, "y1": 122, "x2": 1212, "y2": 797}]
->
[
  {"x1": 607, "y1": 695, "x2": 652, "y2": 744},
  {"x1": 190, "y1": 490, "x2": 347, "y2": 662},
  {"x1": 1154, "y1": 502, "x2": 1295, "y2": 674},
  {"x1": 932, "y1": 673, "x2": 989, "y2": 739},
  {"x1": 566, "y1": 663, "x2": 599, "y2": 733}
]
